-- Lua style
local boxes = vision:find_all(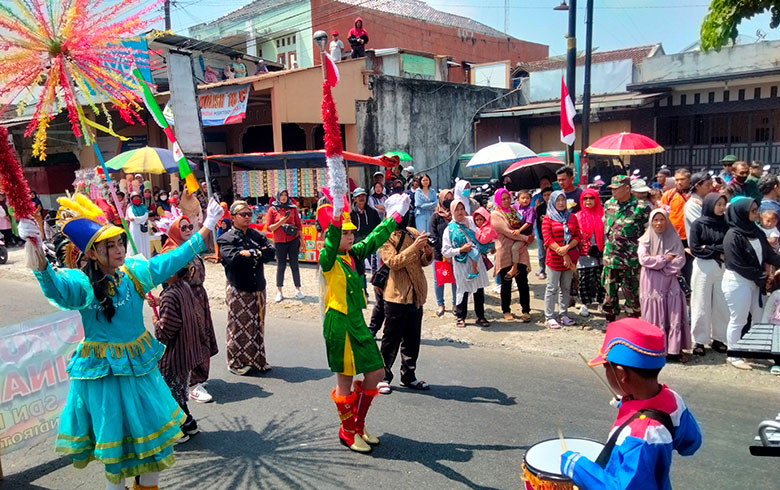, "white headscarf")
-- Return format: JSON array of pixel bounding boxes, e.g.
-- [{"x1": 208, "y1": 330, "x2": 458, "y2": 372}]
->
[{"x1": 454, "y1": 180, "x2": 472, "y2": 214}]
